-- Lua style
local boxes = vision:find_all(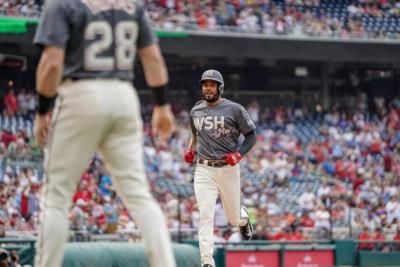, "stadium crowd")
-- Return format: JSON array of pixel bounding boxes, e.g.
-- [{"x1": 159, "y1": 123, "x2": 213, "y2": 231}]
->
[
  {"x1": 0, "y1": 82, "x2": 399, "y2": 250},
  {"x1": 148, "y1": 0, "x2": 400, "y2": 38},
  {"x1": 1, "y1": 0, "x2": 400, "y2": 39}
]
